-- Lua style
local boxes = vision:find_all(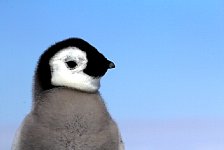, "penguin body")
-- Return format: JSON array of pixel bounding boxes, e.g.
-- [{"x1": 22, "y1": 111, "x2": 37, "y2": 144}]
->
[{"x1": 12, "y1": 38, "x2": 124, "y2": 150}]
